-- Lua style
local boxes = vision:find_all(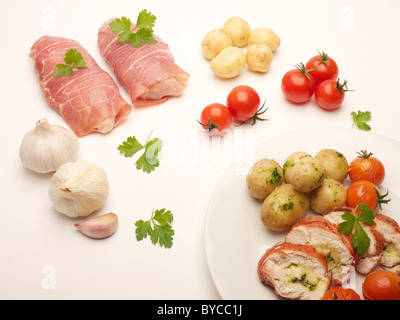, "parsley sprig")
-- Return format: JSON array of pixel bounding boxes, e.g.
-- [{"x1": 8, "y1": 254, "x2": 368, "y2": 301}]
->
[
  {"x1": 53, "y1": 49, "x2": 88, "y2": 77},
  {"x1": 109, "y1": 10, "x2": 157, "y2": 48},
  {"x1": 351, "y1": 110, "x2": 371, "y2": 131},
  {"x1": 135, "y1": 209, "x2": 174, "y2": 248},
  {"x1": 118, "y1": 131, "x2": 163, "y2": 173},
  {"x1": 338, "y1": 203, "x2": 375, "y2": 256}
]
